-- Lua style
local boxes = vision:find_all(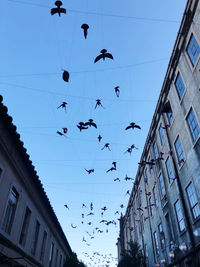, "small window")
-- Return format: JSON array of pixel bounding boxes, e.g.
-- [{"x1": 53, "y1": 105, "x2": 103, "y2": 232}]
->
[
  {"x1": 153, "y1": 187, "x2": 158, "y2": 207},
  {"x1": 159, "y1": 174, "x2": 166, "y2": 198},
  {"x1": 153, "y1": 142, "x2": 159, "y2": 159},
  {"x1": 0, "y1": 167, "x2": 3, "y2": 180},
  {"x1": 187, "y1": 34, "x2": 200, "y2": 66},
  {"x1": 186, "y1": 183, "x2": 200, "y2": 219},
  {"x1": 159, "y1": 125, "x2": 165, "y2": 145},
  {"x1": 59, "y1": 254, "x2": 62, "y2": 267},
  {"x1": 174, "y1": 136, "x2": 185, "y2": 166},
  {"x1": 19, "y1": 207, "x2": 31, "y2": 246},
  {"x1": 55, "y1": 249, "x2": 58, "y2": 267},
  {"x1": 174, "y1": 200, "x2": 185, "y2": 232},
  {"x1": 165, "y1": 157, "x2": 174, "y2": 182},
  {"x1": 40, "y1": 231, "x2": 47, "y2": 261},
  {"x1": 154, "y1": 231, "x2": 159, "y2": 255},
  {"x1": 144, "y1": 168, "x2": 149, "y2": 184},
  {"x1": 149, "y1": 197, "x2": 153, "y2": 216},
  {"x1": 175, "y1": 73, "x2": 185, "y2": 100},
  {"x1": 2, "y1": 186, "x2": 19, "y2": 234},
  {"x1": 167, "y1": 107, "x2": 174, "y2": 125},
  {"x1": 162, "y1": 101, "x2": 174, "y2": 125},
  {"x1": 158, "y1": 223, "x2": 165, "y2": 249},
  {"x1": 49, "y1": 242, "x2": 54, "y2": 267},
  {"x1": 186, "y1": 108, "x2": 200, "y2": 142},
  {"x1": 31, "y1": 221, "x2": 40, "y2": 256},
  {"x1": 148, "y1": 156, "x2": 153, "y2": 173}
]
